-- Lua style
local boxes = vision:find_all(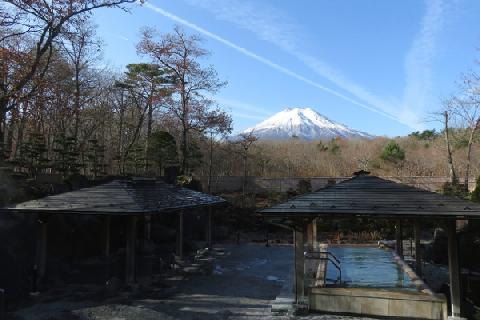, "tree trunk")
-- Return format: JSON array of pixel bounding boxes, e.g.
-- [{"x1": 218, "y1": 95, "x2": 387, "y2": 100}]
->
[
  {"x1": 73, "y1": 66, "x2": 81, "y2": 140},
  {"x1": 144, "y1": 103, "x2": 153, "y2": 173},
  {"x1": 207, "y1": 134, "x2": 214, "y2": 193},
  {"x1": 242, "y1": 152, "x2": 248, "y2": 208},
  {"x1": 8, "y1": 107, "x2": 19, "y2": 161},
  {"x1": 180, "y1": 88, "x2": 188, "y2": 175},
  {"x1": 464, "y1": 119, "x2": 480, "y2": 191},
  {"x1": 181, "y1": 125, "x2": 188, "y2": 175},
  {"x1": 118, "y1": 106, "x2": 125, "y2": 175},
  {"x1": 444, "y1": 111, "x2": 457, "y2": 184},
  {"x1": 13, "y1": 105, "x2": 27, "y2": 161},
  {"x1": 0, "y1": 108, "x2": 5, "y2": 164}
]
